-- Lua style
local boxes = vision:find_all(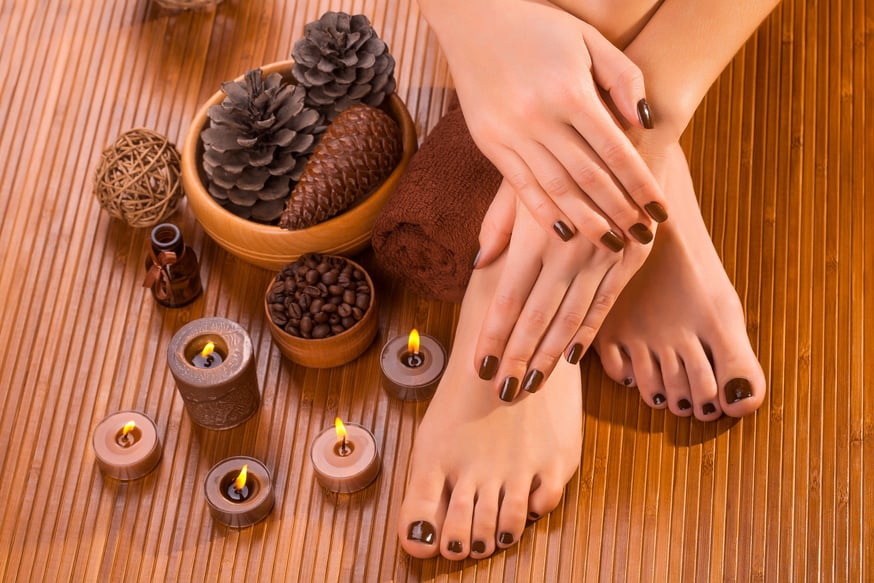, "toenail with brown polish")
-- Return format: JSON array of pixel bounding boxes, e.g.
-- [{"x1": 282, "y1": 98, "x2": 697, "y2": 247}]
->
[
  {"x1": 644, "y1": 201, "x2": 668, "y2": 223},
  {"x1": 471, "y1": 540, "x2": 487, "y2": 554},
  {"x1": 702, "y1": 402, "x2": 717, "y2": 415},
  {"x1": 629, "y1": 223, "x2": 654, "y2": 244},
  {"x1": 528, "y1": 512, "x2": 540, "y2": 521},
  {"x1": 407, "y1": 520, "x2": 436, "y2": 544},
  {"x1": 600, "y1": 230, "x2": 625, "y2": 252},
  {"x1": 724, "y1": 377, "x2": 754, "y2": 404},
  {"x1": 652, "y1": 393, "x2": 666, "y2": 405},
  {"x1": 447, "y1": 540, "x2": 463, "y2": 554},
  {"x1": 553, "y1": 220, "x2": 574, "y2": 241},
  {"x1": 637, "y1": 98, "x2": 654, "y2": 129},
  {"x1": 498, "y1": 532, "x2": 514, "y2": 545},
  {"x1": 678, "y1": 398, "x2": 692, "y2": 410},
  {"x1": 623, "y1": 377, "x2": 634, "y2": 387},
  {"x1": 567, "y1": 343, "x2": 584, "y2": 364},
  {"x1": 523, "y1": 369, "x2": 544, "y2": 393},
  {"x1": 479, "y1": 355, "x2": 498, "y2": 380},
  {"x1": 499, "y1": 376, "x2": 521, "y2": 402}
]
